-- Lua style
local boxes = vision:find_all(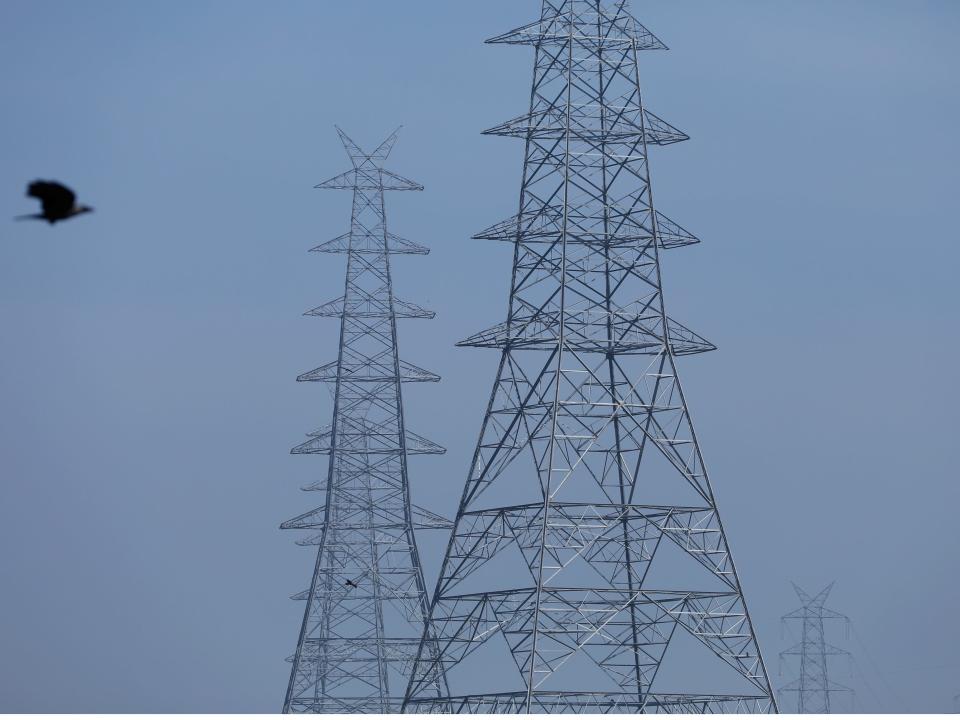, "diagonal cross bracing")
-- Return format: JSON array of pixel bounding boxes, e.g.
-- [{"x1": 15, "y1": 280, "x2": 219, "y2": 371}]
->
[{"x1": 404, "y1": 1, "x2": 776, "y2": 713}]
